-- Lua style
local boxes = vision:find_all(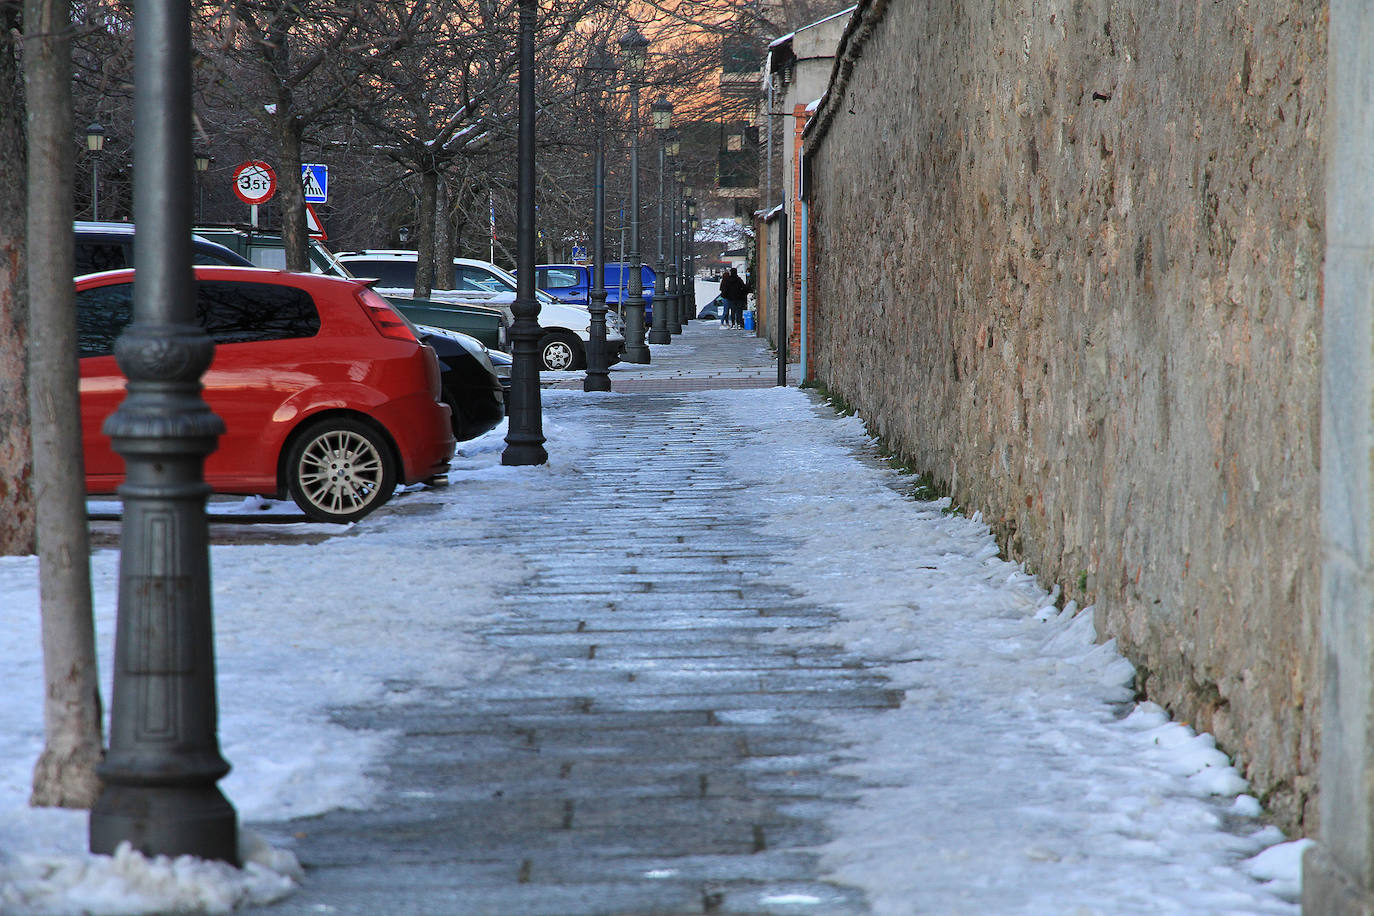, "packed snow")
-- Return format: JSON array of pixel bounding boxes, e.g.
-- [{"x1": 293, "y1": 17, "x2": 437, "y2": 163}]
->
[{"x1": 0, "y1": 384, "x2": 1306, "y2": 914}]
